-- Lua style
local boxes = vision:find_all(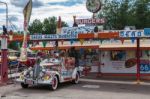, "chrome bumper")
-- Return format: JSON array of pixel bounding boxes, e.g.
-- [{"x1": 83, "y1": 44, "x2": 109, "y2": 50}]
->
[{"x1": 16, "y1": 78, "x2": 53, "y2": 85}]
